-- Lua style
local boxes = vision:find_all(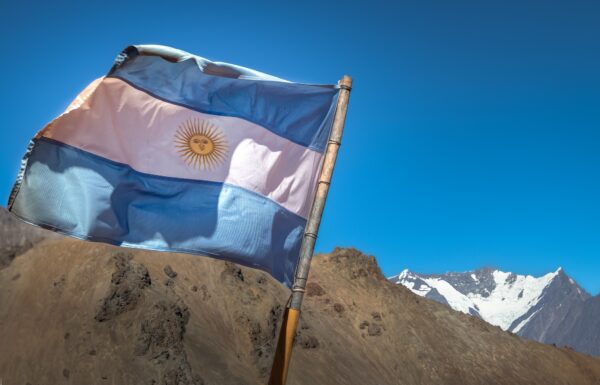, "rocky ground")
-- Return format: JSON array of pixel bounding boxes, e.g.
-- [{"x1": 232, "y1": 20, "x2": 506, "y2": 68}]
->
[{"x1": 1, "y1": 220, "x2": 600, "y2": 384}]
